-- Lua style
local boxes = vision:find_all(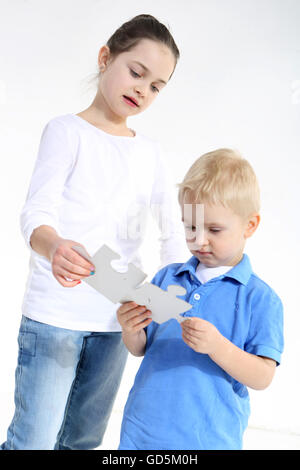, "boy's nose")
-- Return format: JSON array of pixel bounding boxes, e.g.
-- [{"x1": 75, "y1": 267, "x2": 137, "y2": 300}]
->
[{"x1": 187, "y1": 230, "x2": 209, "y2": 250}]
